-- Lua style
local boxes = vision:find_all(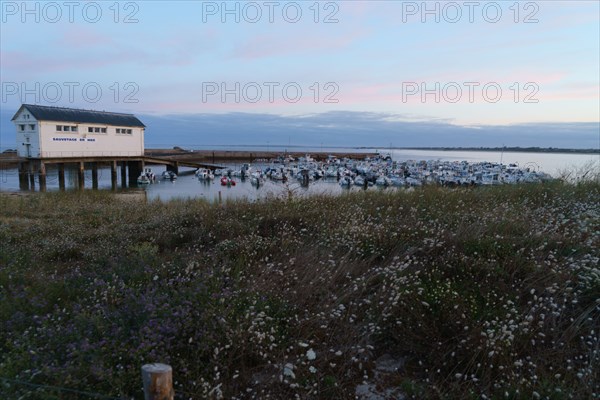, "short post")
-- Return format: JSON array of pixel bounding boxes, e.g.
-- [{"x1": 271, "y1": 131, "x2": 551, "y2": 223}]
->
[
  {"x1": 141, "y1": 363, "x2": 174, "y2": 400},
  {"x1": 218, "y1": 190, "x2": 222, "y2": 204}
]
